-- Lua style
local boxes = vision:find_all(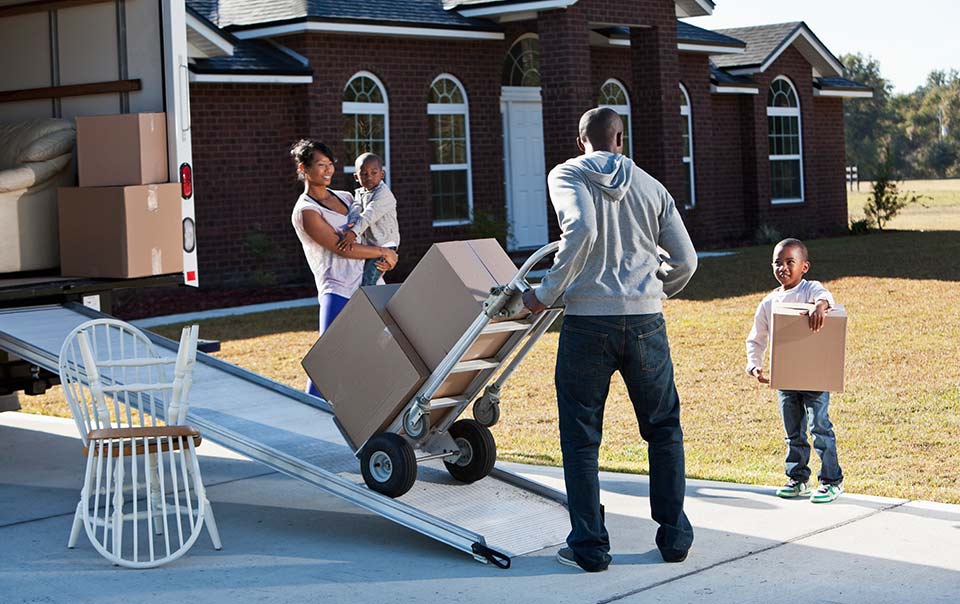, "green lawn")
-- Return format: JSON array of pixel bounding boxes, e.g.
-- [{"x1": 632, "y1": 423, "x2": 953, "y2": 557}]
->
[
  {"x1": 18, "y1": 181, "x2": 960, "y2": 504},
  {"x1": 847, "y1": 178, "x2": 960, "y2": 230}
]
